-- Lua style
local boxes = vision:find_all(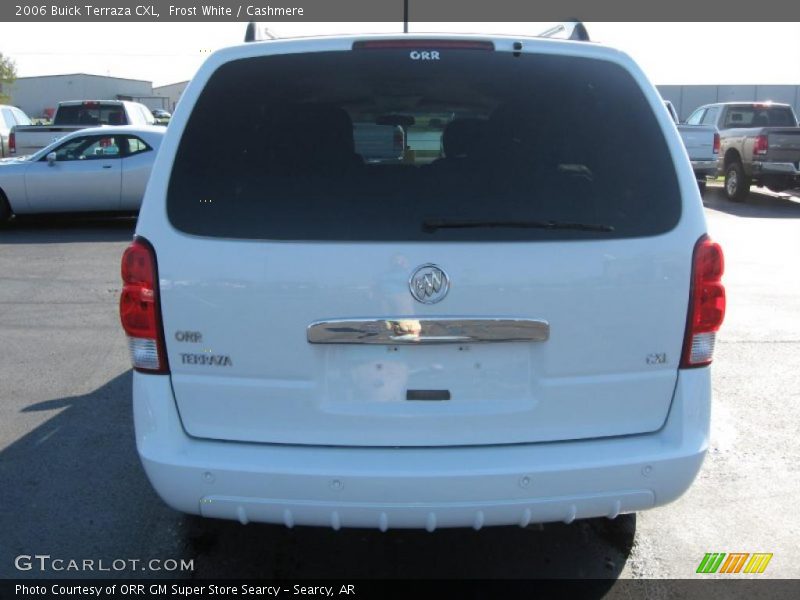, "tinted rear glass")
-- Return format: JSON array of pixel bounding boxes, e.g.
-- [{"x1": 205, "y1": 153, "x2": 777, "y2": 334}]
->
[
  {"x1": 168, "y1": 48, "x2": 680, "y2": 241},
  {"x1": 724, "y1": 106, "x2": 797, "y2": 128},
  {"x1": 55, "y1": 104, "x2": 126, "y2": 126}
]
